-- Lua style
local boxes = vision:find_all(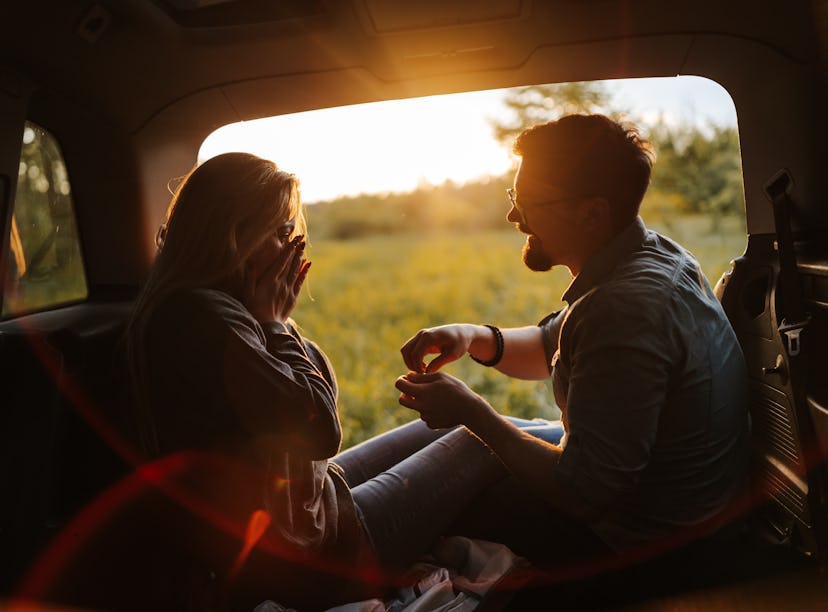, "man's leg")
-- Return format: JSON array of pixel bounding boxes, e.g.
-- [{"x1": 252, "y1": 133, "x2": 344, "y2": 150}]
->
[{"x1": 445, "y1": 475, "x2": 610, "y2": 566}]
